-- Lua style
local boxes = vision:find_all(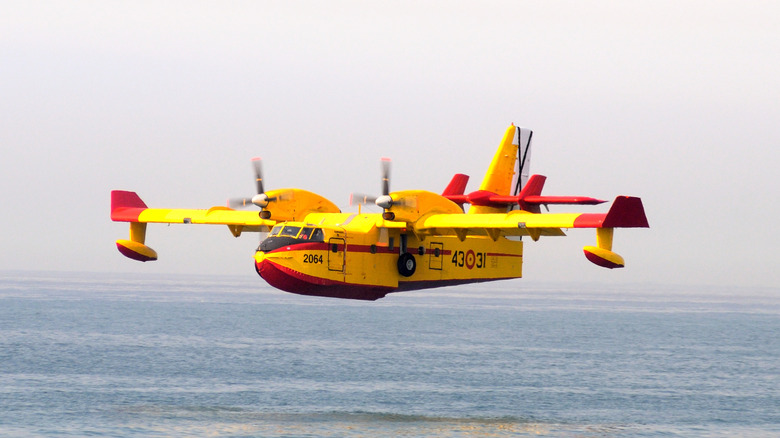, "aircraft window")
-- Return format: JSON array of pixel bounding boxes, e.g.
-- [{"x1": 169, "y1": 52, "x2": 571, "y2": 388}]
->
[
  {"x1": 299, "y1": 227, "x2": 313, "y2": 240},
  {"x1": 310, "y1": 228, "x2": 324, "y2": 242},
  {"x1": 280, "y1": 226, "x2": 301, "y2": 237},
  {"x1": 269, "y1": 225, "x2": 283, "y2": 236}
]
